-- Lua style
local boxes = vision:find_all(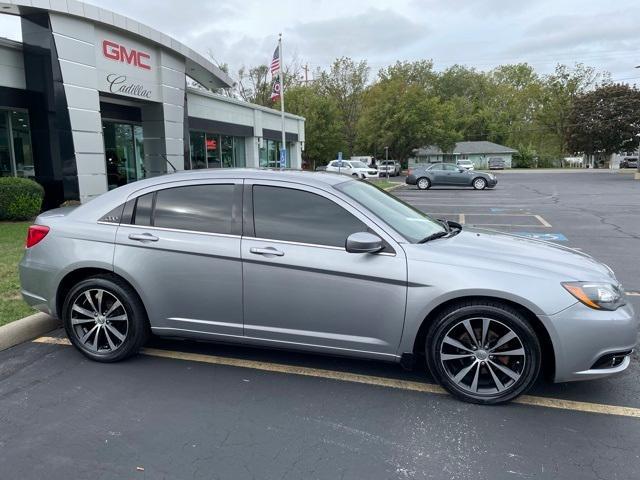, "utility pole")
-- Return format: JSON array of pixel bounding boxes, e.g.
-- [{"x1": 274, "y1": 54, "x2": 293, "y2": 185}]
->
[
  {"x1": 384, "y1": 146, "x2": 389, "y2": 179},
  {"x1": 635, "y1": 66, "x2": 640, "y2": 179},
  {"x1": 303, "y1": 64, "x2": 309, "y2": 85}
]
